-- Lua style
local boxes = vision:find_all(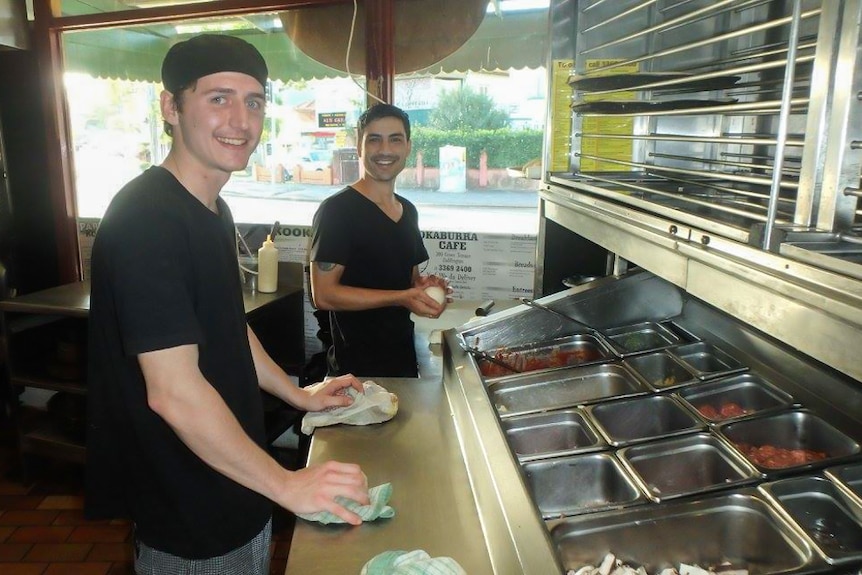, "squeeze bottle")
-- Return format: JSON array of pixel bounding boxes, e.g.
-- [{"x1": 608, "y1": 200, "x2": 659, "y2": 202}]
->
[{"x1": 257, "y1": 234, "x2": 278, "y2": 293}]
